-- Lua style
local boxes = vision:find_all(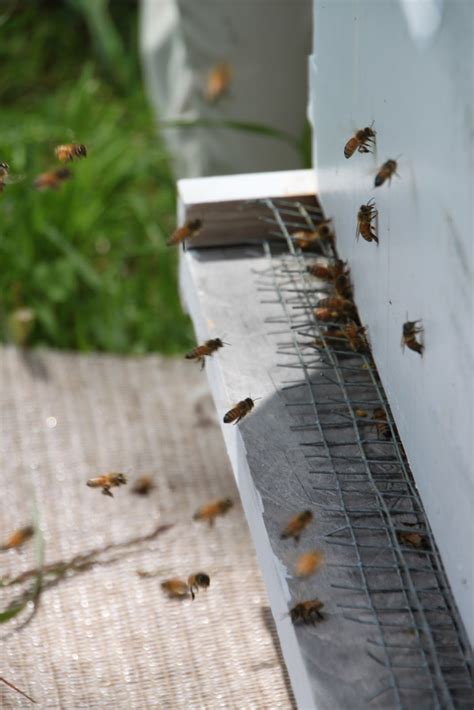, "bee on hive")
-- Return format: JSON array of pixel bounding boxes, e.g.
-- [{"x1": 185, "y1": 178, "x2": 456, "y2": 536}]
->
[
  {"x1": 167, "y1": 218, "x2": 202, "y2": 247},
  {"x1": 54, "y1": 143, "x2": 87, "y2": 162},
  {"x1": 374, "y1": 158, "x2": 399, "y2": 187},
  {"x1": 290, "y1": 599, "x2": 324, "y2": 625},
  {"x1": 344, "y1": 124, "x2": 376, "y2": 158},
  {"x1": 397, "y1": 530, "x2": 429, "y2": 550},
  {"x1": 344, "y1": 322, "x2": 369, "y2": 353},
  {"x1": 293, "y1": 220, "x2": 334, "y2": 250},
  {"x1": 0, "y1": 525, "x2": 35, "y2": 552},
  {"x1": 401, "y1": 320, "x2": 423, "y2": 355},
  {"x1": 193, "y1": 498, "x2": 233, "y2": 527},
  {"x1": 281, "y1": 510, "x2": 313, "y2": 544},
  {"x1": 356, "y1": 199, "x2": 378, "y2": 244},
  {"x1": 86, "y1": 472, "x2": 127, "y2": 497},
  {"x1": 372, "y1": 407, "x2": 391, "y2": 440},
  {"x1": 185, "y1": 338, "x2": 225, "y2": 369},
  {"x1": 33, "y1": 167, "x2": 72, "y2": 190}
]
